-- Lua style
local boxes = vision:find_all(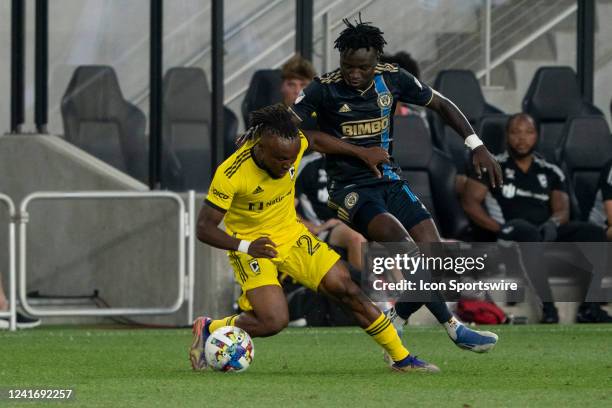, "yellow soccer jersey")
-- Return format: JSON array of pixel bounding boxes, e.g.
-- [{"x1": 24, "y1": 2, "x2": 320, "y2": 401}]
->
[{"x1": 206, "y1": 132, "x2": 309, "y2": 246}]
